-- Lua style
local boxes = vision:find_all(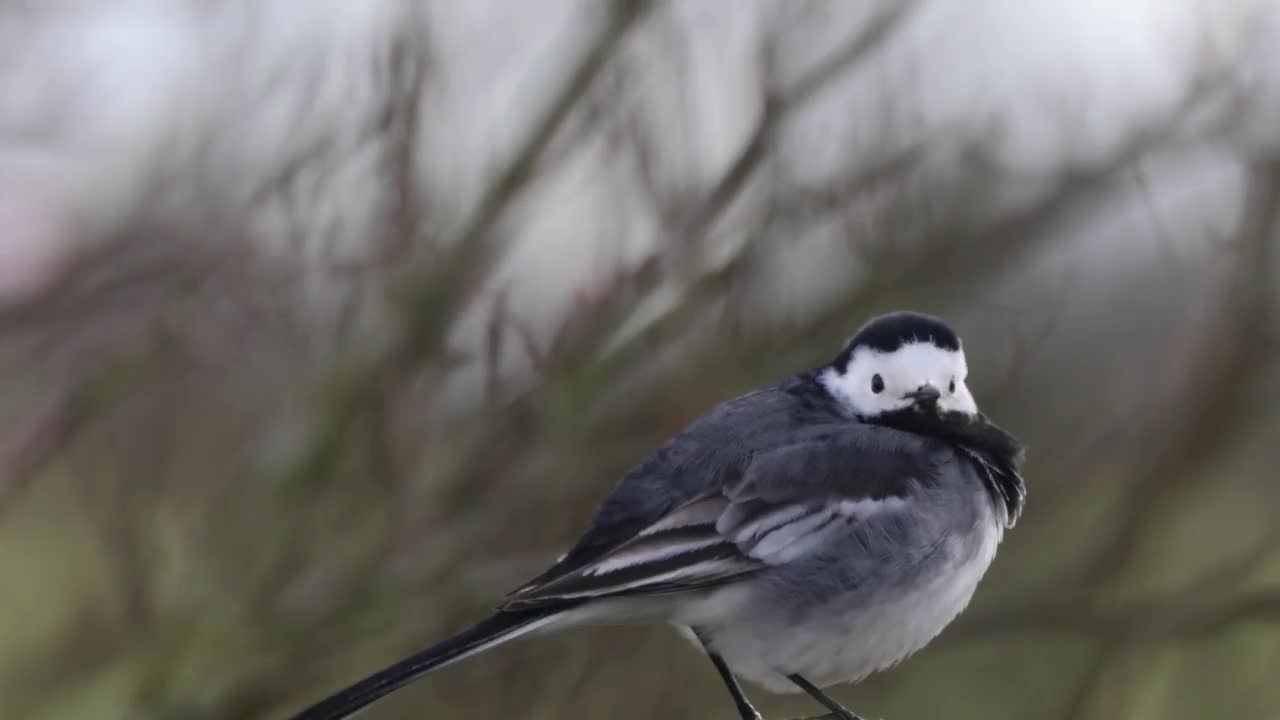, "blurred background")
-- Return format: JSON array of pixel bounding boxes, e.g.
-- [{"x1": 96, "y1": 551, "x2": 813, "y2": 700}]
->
[{"x1": 2, "y1": 1, "x2": 1280, "y2": 719}]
